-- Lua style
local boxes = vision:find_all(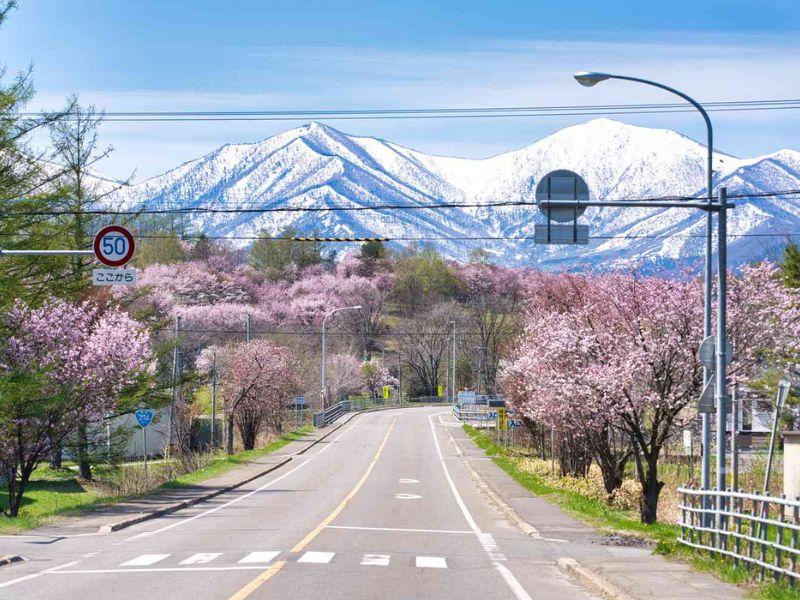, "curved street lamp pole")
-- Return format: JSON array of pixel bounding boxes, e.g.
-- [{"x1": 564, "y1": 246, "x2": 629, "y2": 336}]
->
[
  {"x1": 575, "y1": 72, "x2": 715, "y2": 496},
  {"x1": 321, "y1": 305, "x2": 362, "y2": 409}
]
